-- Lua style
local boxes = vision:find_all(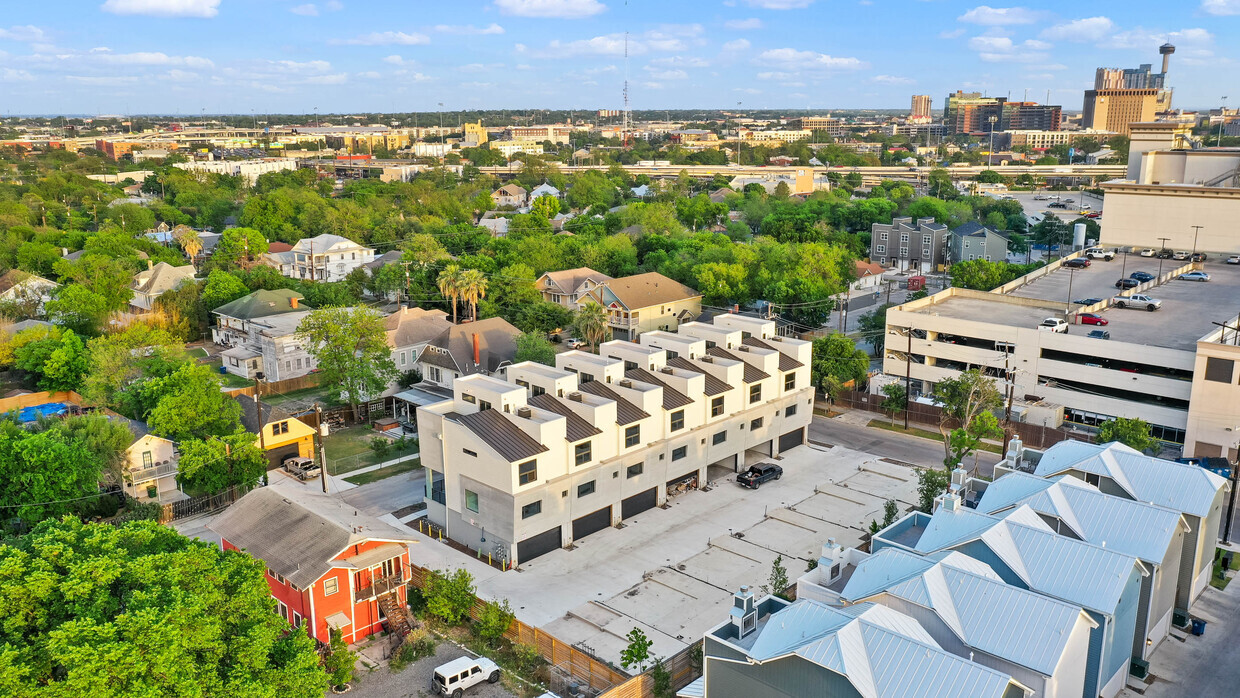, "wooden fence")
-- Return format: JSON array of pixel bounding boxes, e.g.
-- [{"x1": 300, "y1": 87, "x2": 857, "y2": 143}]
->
[
  {"x1": 599, "y1": 642, "x2": 701, "y2": 698},
  {"x1": 0, "y1": 389, "x2": 83, "y2": 413},
  {"x1": 158, "y1": 483, "x2": 254, "y2": 524},
  {"x1": 224, "y1": 372, "x2": 323, "y2": 398}
]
